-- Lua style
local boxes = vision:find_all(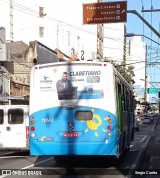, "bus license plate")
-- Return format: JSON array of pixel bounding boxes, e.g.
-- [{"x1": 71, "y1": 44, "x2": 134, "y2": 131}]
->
[{"x1": 64, "y1": 132, "x2": 78, "y2": 138}]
